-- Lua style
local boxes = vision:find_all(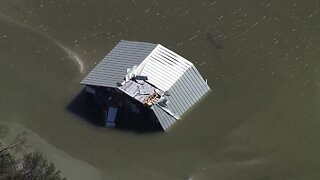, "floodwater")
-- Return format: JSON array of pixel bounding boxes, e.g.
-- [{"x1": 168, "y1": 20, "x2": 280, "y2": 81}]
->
[{"x1": 0, "y1": 0, "x2": 320, "y2": 179}]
